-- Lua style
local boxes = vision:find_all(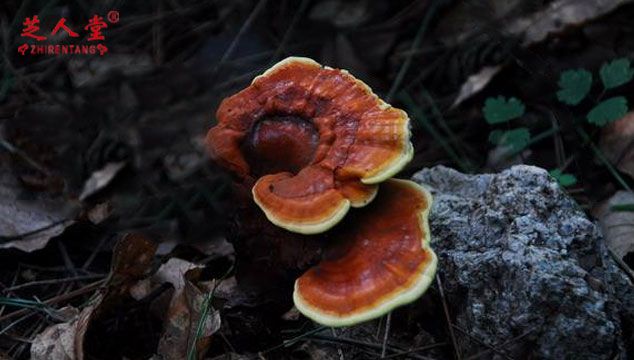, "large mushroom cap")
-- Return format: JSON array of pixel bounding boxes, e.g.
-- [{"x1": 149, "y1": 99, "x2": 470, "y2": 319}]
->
[
  {"x1": 293, "y1": 179, "x2": 437, "y2": 326},
  {"x1": 206, "y1": 57, "x2": 413, "y2": 234}
]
